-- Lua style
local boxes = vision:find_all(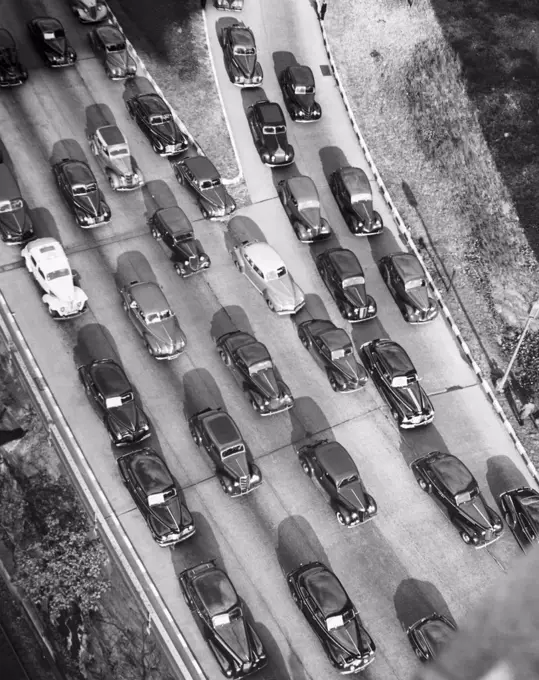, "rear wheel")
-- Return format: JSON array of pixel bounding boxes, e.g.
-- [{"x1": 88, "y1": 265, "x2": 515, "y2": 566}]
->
[
  {"x1": 189, "y1": 425, "x2": 201, "y2": 446},
  {"x1": 266, "y1": 298, "x2": 276, "y2": 312},
  {"x1": 300, "y1": 459, "x2": 312, "y2": 477},
  {"x1": 390, "y1": 407, "x2": 401, "y2": 425},
  {"x1": 298, "y1": 330, "x2": 310, "y2": 349},
  {"x1": 146, "y1": 344, "x2": 155, "y2": 357},
  {"x1": 417, "y1": 477, "x2": 431, "y2": 494},
  {"x1": 175, "y1": 169, "x2": 184, "y2": 185},
  {"x1": 200, "y1": 206, "x2": 210, "y2": 220},
  {"x1": 336, "y1": 511, "x2": 346, "y2": 526},
  {"x1": 328, "y1": 374, "x2": 339, "y2": 392},
  {"x1": 218, "y1": 348, "x2": 230, "y2": 366}
]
